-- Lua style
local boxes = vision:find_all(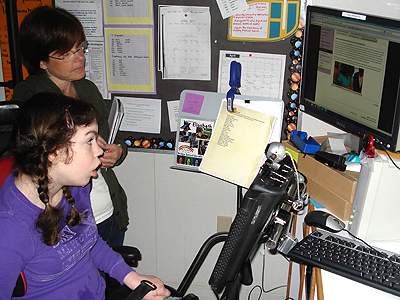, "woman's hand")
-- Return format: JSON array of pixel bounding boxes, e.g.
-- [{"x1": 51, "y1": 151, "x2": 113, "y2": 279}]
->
[
  {"x1": 97, "y1": 135, "x2": 123, "y2": 168},
  {"x1": 123, "y1": 271, "x2": 171, "y2": 300}
]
